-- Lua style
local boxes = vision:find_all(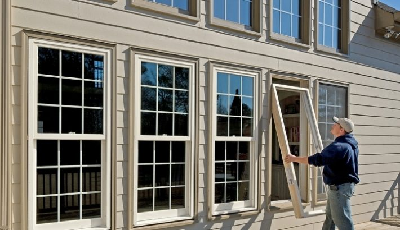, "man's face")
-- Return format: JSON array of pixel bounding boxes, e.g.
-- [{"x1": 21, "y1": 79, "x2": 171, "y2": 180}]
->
[{"x1": 330, "y1": 123, "x2": 343, "y2": 137}]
